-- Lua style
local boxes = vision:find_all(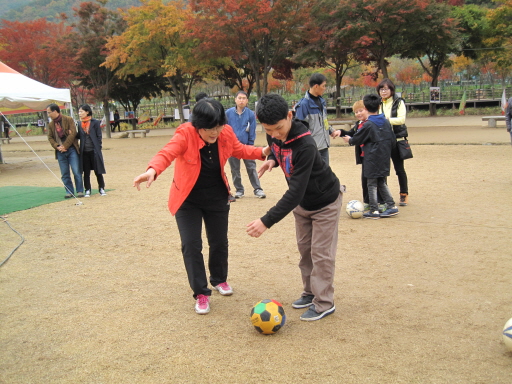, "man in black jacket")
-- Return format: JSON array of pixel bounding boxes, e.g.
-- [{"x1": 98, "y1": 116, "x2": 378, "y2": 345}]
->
[{"x1": 247, "y1": 94, "x2": 343, "y2": 321}]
